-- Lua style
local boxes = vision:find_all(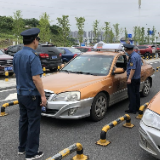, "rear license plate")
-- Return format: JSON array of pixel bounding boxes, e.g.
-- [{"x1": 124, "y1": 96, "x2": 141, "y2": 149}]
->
[
  {"x1": 4, "y1": 67, "x2": 13, "y2": 71},
  {"x1": 52, "y1": 56, "x2": 57, "y2": 59}
]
